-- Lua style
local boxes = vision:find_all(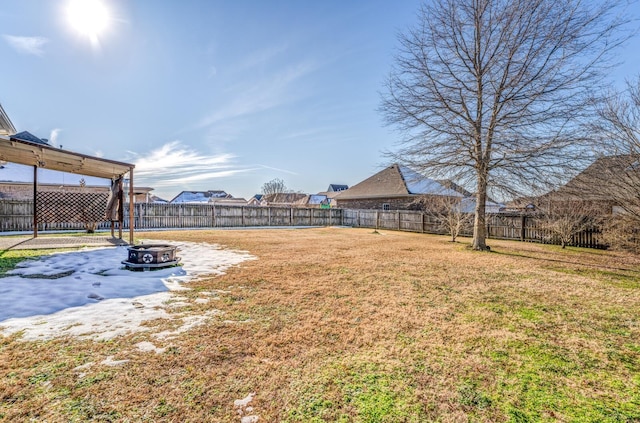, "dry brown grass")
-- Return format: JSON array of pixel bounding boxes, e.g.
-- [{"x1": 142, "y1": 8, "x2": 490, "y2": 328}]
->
[{"x1": 1, "y1": 228, "x2": 639, "y2": 422}]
